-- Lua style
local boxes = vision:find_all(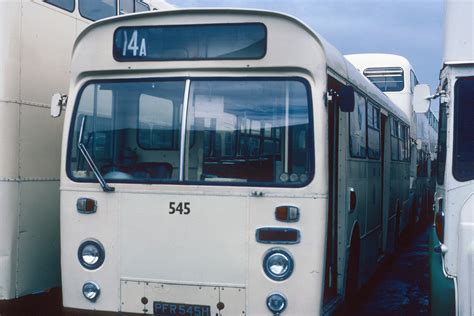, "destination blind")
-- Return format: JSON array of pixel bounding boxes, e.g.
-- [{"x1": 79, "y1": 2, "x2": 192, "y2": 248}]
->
[{"x1": 113, "y1": 23, "x2": 267, "y2": 61}]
